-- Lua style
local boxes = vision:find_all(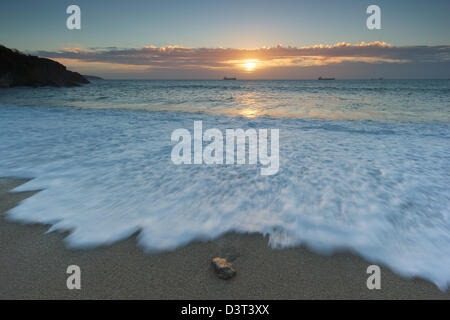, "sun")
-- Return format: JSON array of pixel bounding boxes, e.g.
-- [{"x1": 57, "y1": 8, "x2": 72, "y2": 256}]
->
[{"x1": 243, "y1": 60, "x2": 257, "y2": 71}]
